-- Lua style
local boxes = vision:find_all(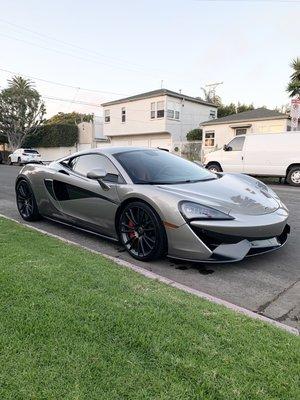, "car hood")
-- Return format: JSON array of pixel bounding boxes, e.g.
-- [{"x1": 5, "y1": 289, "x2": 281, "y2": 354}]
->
[{"x1": 157, "y1": 174, "x2": 280, "y2": 216}]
